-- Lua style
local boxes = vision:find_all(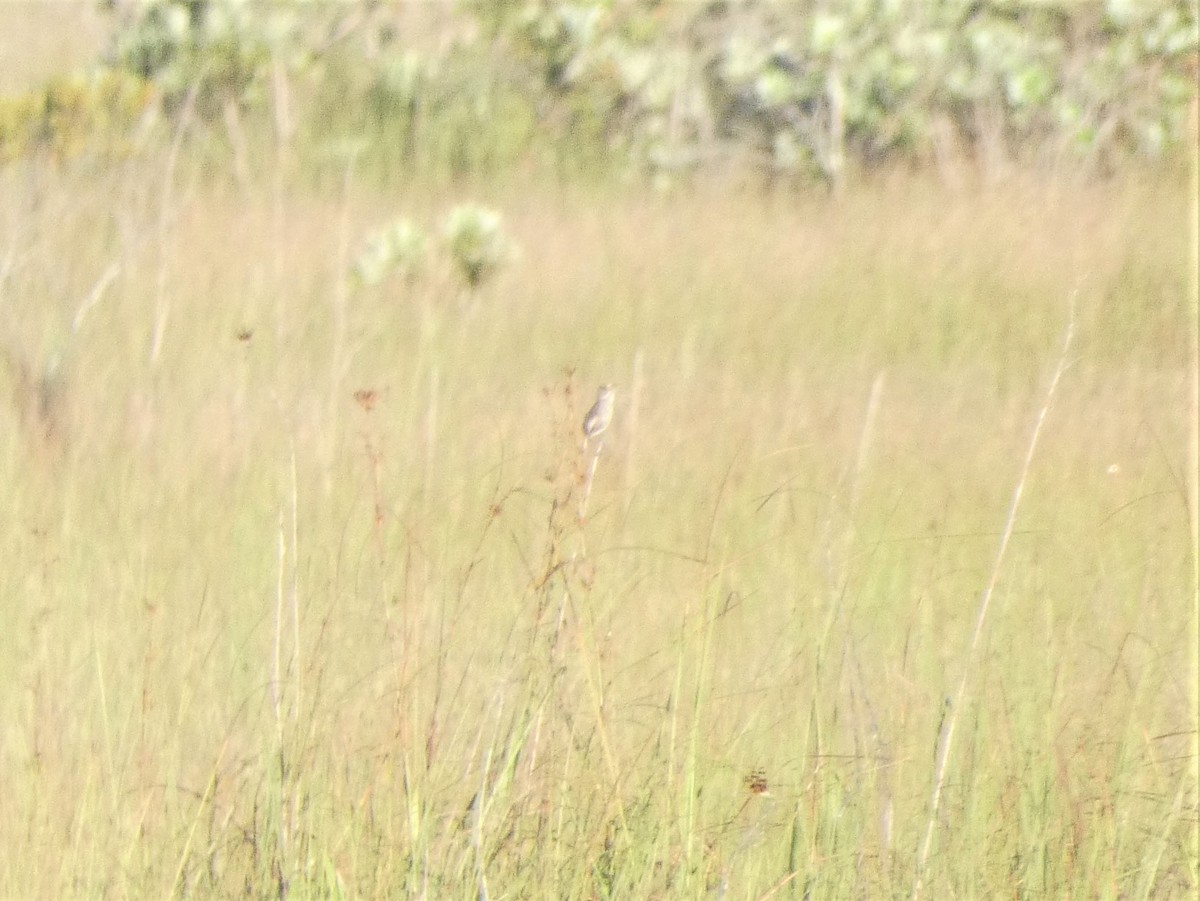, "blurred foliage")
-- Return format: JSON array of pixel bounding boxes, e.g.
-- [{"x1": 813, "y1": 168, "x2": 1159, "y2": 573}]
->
[
  {"x1": 353, "y1": 217, "x2": 428, "y2": 288},
  {"x1": 441, "y1": 203, "x2": 515, "y2": 290},
  {"x1": 0, "y1": 68, "x2": 155, "y2": 164},
  {"x1": 104, "y1": 0, "x2": 307, "y2": 118},
  {"x1": 352, "y1": 203, "x2": 515, "y2": 294},
  {"x1": 0, "y1": 0, "x2": 1194, "y2": 183}
]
